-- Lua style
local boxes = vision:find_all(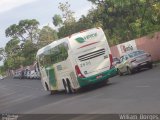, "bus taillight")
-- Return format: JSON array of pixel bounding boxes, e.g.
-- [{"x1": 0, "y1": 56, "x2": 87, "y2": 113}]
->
[
  {"x1": 75, "y1": 65, "x2": 85, "y2": 78},
  {"x1": 109, "y1": 54, "x2": 113, "y2": 68}
]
